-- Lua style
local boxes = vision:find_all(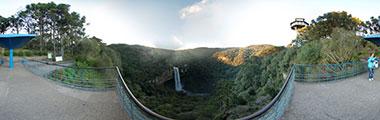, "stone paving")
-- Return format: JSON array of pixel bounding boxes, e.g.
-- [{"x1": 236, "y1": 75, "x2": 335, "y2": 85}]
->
[
  {"x1": 0, "y1": 63, "x2": 128, "y2": 120},
  {"x1": 282, "y1": 70, "x2": 380, "y2": 120}
]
